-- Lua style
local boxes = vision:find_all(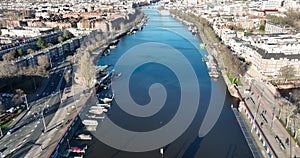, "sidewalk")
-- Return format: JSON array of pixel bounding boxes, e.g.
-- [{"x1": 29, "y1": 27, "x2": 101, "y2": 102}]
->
[{"x1": 237, "y1": 76, "x2": 300, "y2": 158}]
